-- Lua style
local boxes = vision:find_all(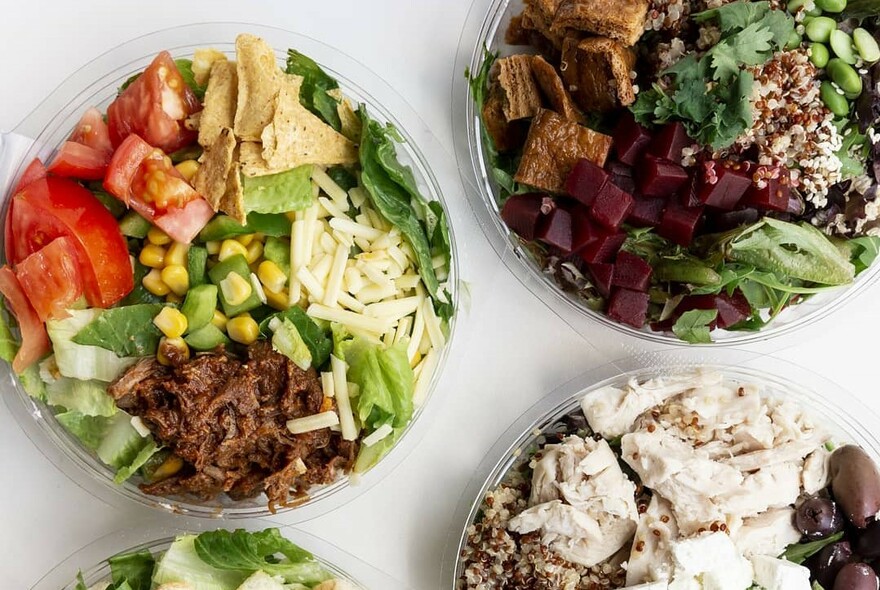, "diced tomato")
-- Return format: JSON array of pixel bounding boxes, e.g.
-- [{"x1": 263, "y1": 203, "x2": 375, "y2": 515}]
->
[
  {"x1": 104, "y1": 134, "x2": 213, "y2": 243},
  {"x1": 5, "y1": 158, "x2": 48, "y2": 264},
  {"x1": 0, "y1": 267, "x2": 50, "y2": 373},
  {"x1": 47, "y1": 108, "x2": 114, "y2": 180},
  {"x1": 10, "y1": 177, "x2": 132, "y2": 307},
  {"x1": 107, "y1": 51, "x2": 201, "y2": 153},
  {"x1": 14, "y1": 237, "x2": 84, "y2": 321}
]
